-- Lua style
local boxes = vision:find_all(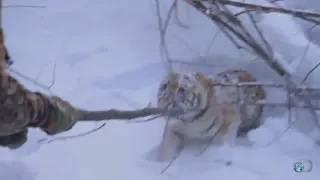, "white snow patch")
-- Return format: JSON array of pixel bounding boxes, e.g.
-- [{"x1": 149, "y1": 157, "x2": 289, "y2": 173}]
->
[{"x1": 1, "y1": 0, "x2": 320, "y2": 179}]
